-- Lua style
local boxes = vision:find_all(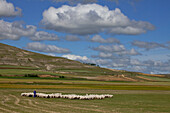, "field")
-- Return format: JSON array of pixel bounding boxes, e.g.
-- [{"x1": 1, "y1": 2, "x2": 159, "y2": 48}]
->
[
  {"x1": 0, "y1": 77, "x2": 170, "y2": 113},
  {"x1": 0, "y1": 65, "x2": 170, "y2": 113},
  {"x1": 1, "y1": 64, "x2": 170, "y2": 82}
]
